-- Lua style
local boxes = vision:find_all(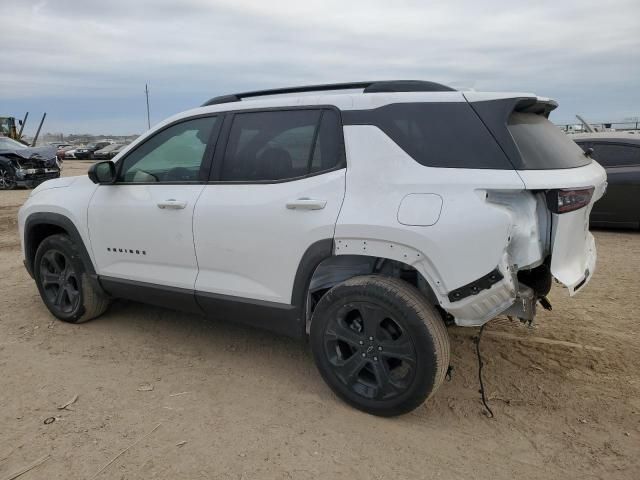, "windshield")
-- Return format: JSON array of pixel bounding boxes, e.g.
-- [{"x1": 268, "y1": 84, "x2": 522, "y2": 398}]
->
[{"x1": 0, "y1": 137, "x2": 28, "y2": 150}]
